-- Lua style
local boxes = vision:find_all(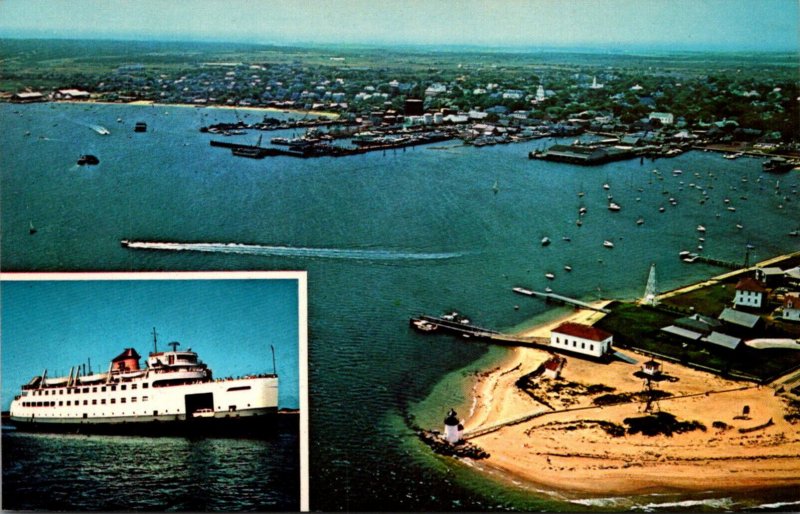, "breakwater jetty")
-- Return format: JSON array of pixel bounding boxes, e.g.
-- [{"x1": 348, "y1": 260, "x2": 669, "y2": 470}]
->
[{"x1": 211, "y1": 131, "x2": 453, "y2": 159}]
